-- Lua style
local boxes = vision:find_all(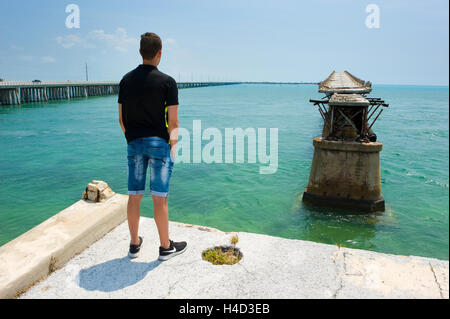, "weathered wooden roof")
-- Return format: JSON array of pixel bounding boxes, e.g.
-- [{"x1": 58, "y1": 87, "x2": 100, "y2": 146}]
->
[
  {"x1": 328, "y1": 93, "x2": 370, "y2": 107},
  {"x1": 319, "y1": 71, "x2": 372, "y2": 94}
]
